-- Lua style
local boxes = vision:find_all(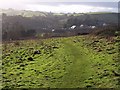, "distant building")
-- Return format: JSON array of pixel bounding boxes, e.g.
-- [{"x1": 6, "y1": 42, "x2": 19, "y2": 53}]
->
[
  {"x1": 80, "y1": 24, "x2": 84, "y2": 28},
  {"x1": 91, "y1": 26, "x2": 96, "y2": 29},
  {"x1": 71, "y1": 25, "x2": 76, "y2": 29},
  {"x1": 43, "y1": 28, "x2": 46, "y2": 30},
  {"x1": 103, "y1": 23, "x2": 107, "y2": 26},
  {"x1": 52, "y1": 29, "x2": 55, "y2": 32}
]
